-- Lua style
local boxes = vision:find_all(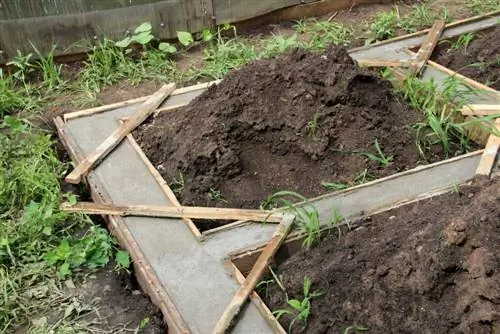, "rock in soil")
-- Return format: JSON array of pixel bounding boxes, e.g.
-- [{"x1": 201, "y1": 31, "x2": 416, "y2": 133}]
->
[
  {"x1": 431, "y1": 26, "x2": 500, "y2": 91},
  {"x1": 264, "y1": 176, "x2": 500, "y2": 333},
  {"x1": 135, "y1": 46, "x2": 444, "y2": 210}
]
